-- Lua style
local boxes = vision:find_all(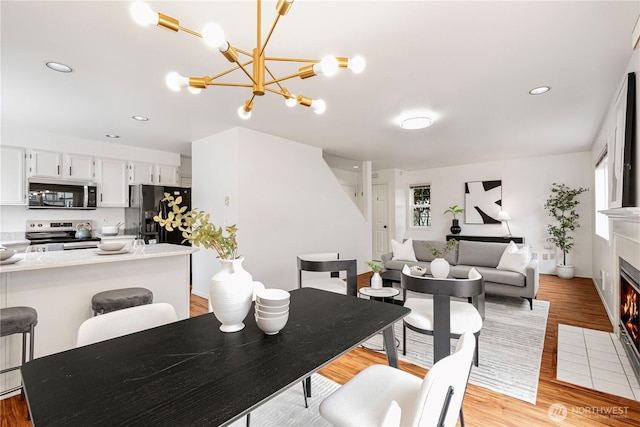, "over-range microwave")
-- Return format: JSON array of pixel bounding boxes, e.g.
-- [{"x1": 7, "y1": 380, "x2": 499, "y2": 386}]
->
[{"x1": 28, "y1": 180, "x2": 97, "y2": 209}]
